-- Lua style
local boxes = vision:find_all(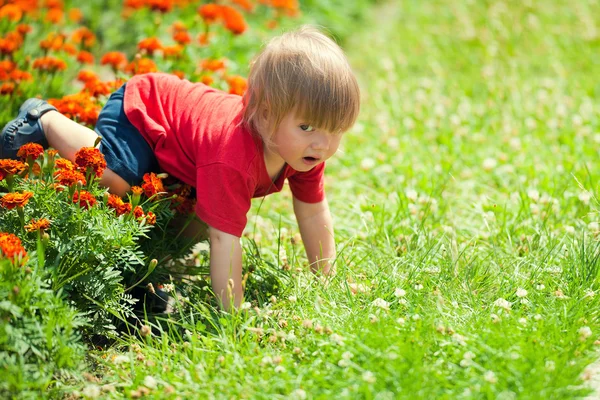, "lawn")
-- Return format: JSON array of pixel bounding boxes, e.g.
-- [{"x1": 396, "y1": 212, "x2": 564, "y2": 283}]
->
[{"x1": 2, "y1": 0, "x2": 600, "y2": 398}]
